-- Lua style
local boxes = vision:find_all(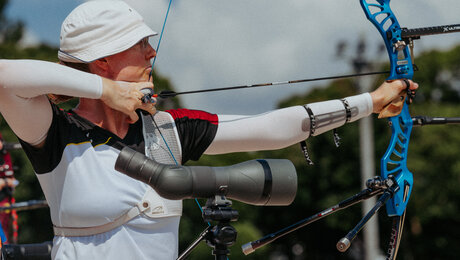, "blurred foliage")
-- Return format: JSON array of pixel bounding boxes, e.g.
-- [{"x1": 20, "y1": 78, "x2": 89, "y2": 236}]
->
[
  {"x1": 1, "y1": 0, "x2": 460, "y2": 259},
  {"x1": 0, "y1": 0, "x2": 22, "y2": 45}
]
